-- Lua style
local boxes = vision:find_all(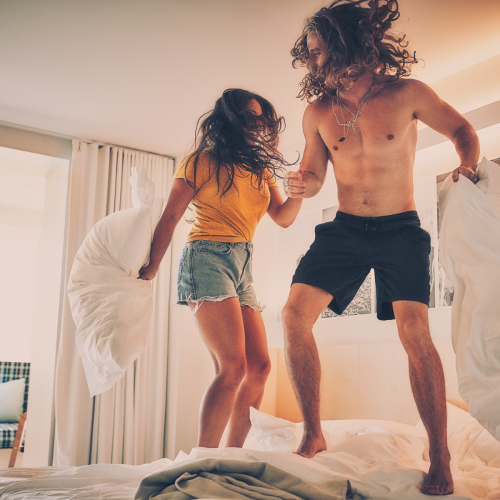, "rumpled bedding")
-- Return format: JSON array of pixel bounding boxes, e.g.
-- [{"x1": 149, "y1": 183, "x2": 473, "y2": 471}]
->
[
  {"x1": 438, "y1": 157, "x2": 500, "y2": 440},
  {"x1": 134, "y1": 458, "x2": 351, "y2": 500},
  {"x1": 67, "y1": 167, "x2": 163, "y2": 397},
  {"x1": 0, "y1": 461, "x2": 170, "y2": 499}
]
